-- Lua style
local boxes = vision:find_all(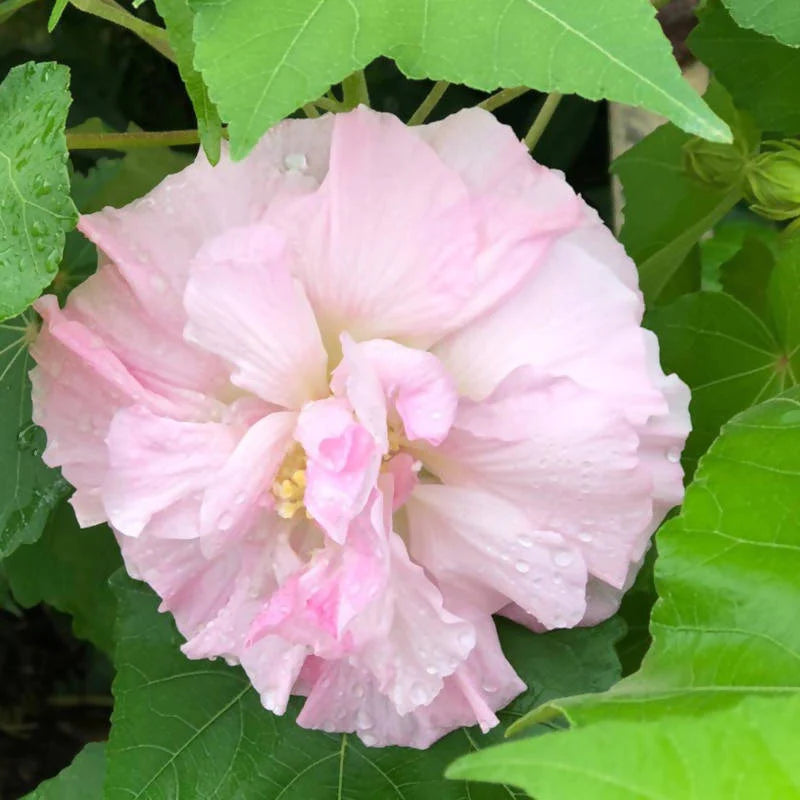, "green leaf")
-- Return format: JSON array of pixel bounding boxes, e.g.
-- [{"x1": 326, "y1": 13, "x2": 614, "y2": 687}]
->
[
  {"x1": 691, "y1": 1, "x2": 800, "y2": 134},
  {"x1": 0, "y1": 315, "x2": 69, "y2": 560},
  {"x1": 447, "y1": 389, "x2": 800, "y2": 796},
  {"x1": 105, "y1": 572, "x2": 621, "y2": 799},
  {"x1": 721, "y1": 0, "x2": 800, "y2": 48},
  {"x1": 0, "y1": 62, "x2": 77, "y2": 320},
  {"x1": 189, "y1": 0, "x2": 730, "y2": 160},
  {"x1": 719, "y1": 234, "x2": 777, "y2": 319},
  {"x1": 153, "y1": 0, "x2": 222, "y2": 164},
  {"x1": 648, "y1": 237, "x2": 799, "y2": 471},
  {"x1": 5, "y1": 501, "x2": 121, "y2": 654},
  {"x1": 447, "y1": 693, "x2": 800, "y2": 799},
  {"x1": 22, "y1": 742, "x2": 106, "y2": 800},
  {"x1": 612, "y1": 81, "x2": 753, "y2": 304}
]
